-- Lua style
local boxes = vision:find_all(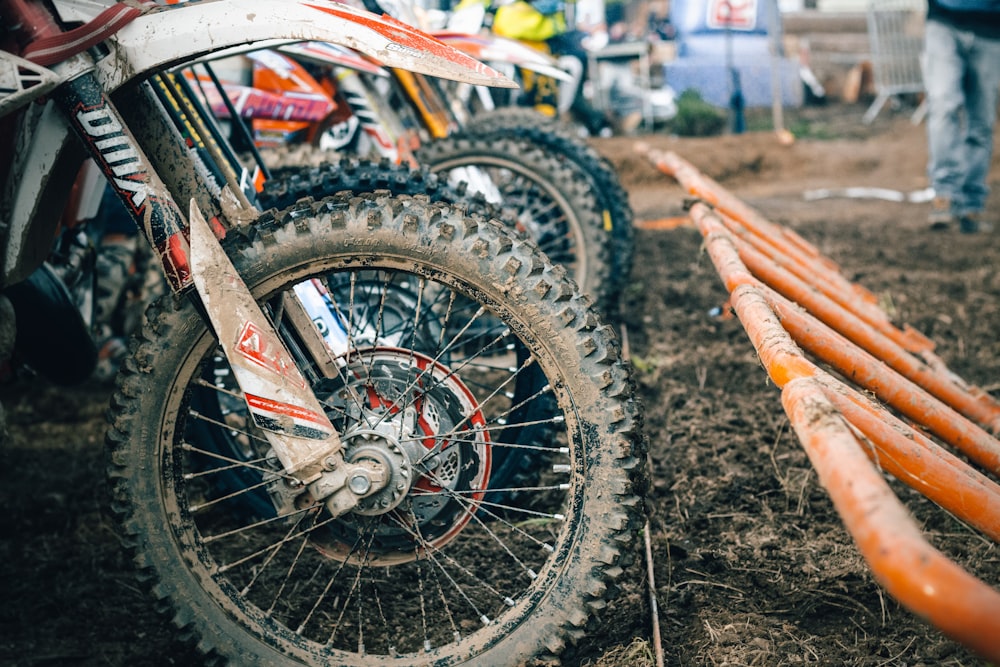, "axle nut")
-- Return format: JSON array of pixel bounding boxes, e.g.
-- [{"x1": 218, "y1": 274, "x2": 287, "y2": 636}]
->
[{"x1": 349, "y1": 473, "x2": 372, "y2": 495}]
